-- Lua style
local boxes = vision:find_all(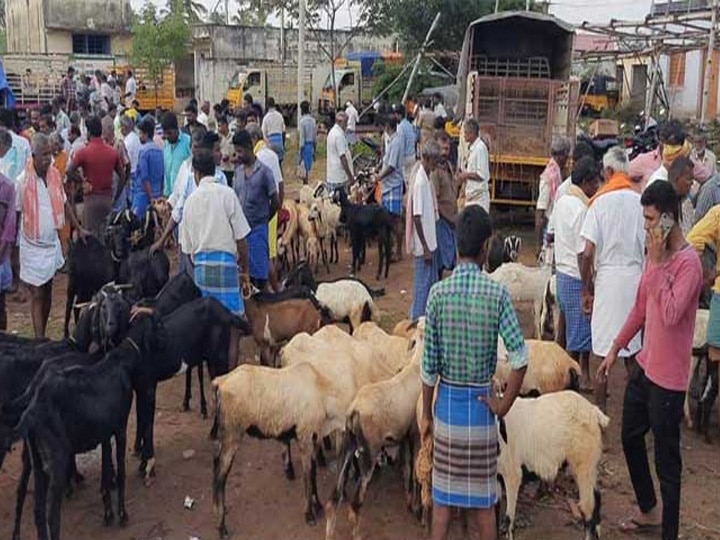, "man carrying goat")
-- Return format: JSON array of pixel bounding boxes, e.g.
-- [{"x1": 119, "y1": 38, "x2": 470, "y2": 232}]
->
[{"x1": 421, "y1": 205, "x2": 527, "y2": 540}]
